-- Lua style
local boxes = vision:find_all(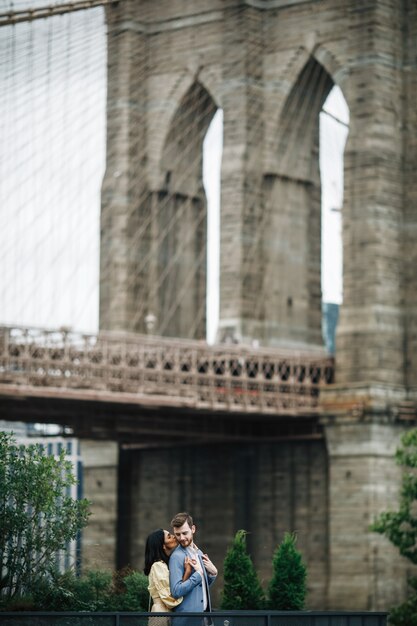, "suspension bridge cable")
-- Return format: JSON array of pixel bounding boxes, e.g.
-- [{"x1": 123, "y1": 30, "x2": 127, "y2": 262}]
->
[{"x1": 0, "y1": 1, "x2": 348, "y2": 344}]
